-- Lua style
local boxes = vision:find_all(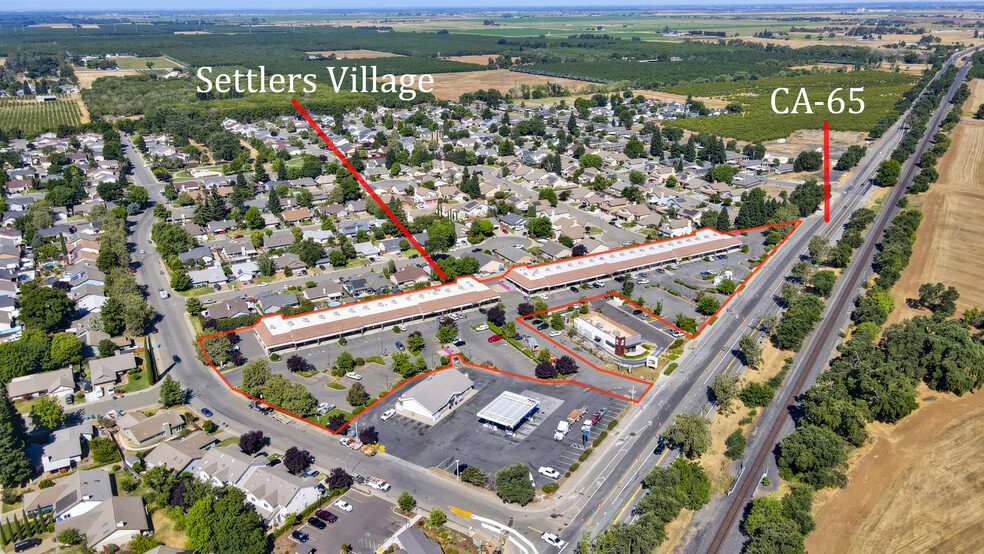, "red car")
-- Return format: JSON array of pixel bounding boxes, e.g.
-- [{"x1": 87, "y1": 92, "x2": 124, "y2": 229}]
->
[
  {"x1": 488, "y1": 334, "x2": 503, "y2": 343},
  {"x1": 315, "y1": 510, "x2": 338, "y2": 523}
]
